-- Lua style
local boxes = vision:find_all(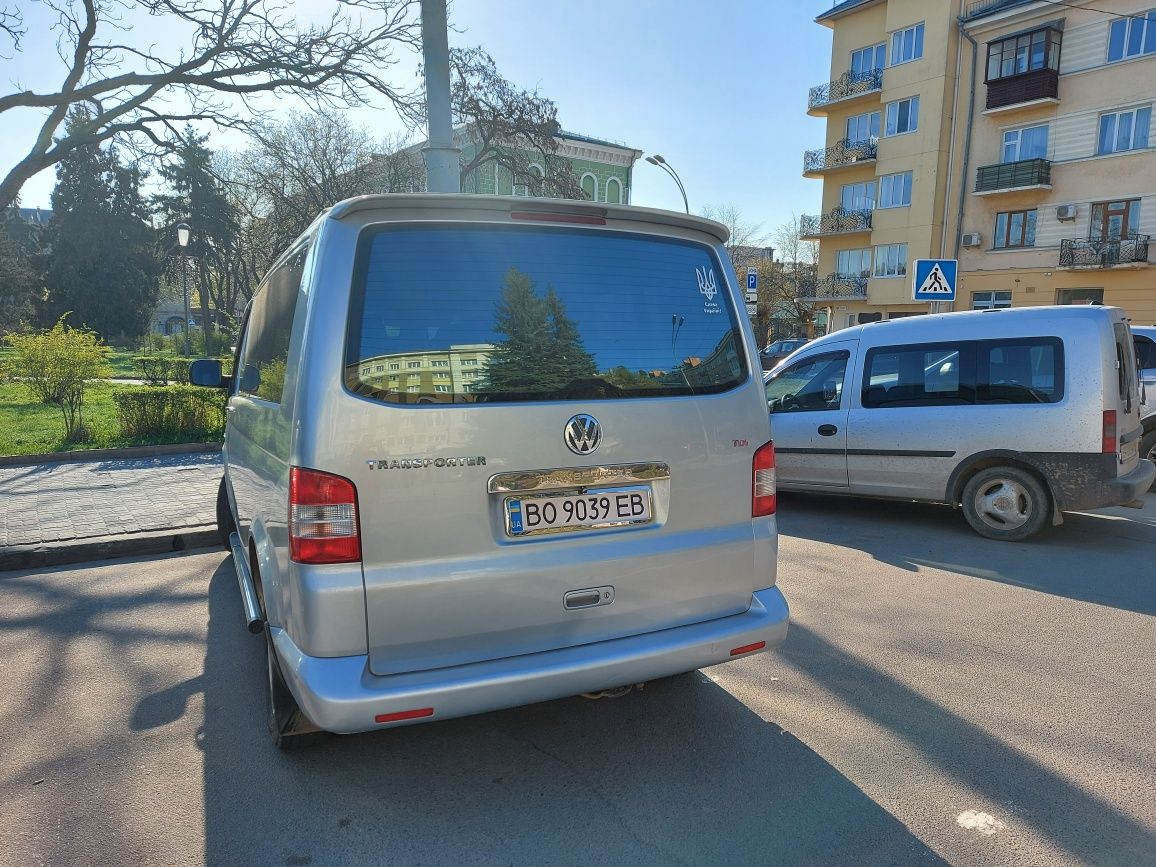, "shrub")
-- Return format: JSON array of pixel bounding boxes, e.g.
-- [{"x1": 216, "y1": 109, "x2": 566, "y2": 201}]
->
[
  {"x1": 4, "y1": 315, "x2": 110, "y2": 442},
  {"x1": 134, "y1": 355, "x2": 172, "y2": 386},
  {"x1": 113, "y1": 385, "x2": 226, "y2": 440}
]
